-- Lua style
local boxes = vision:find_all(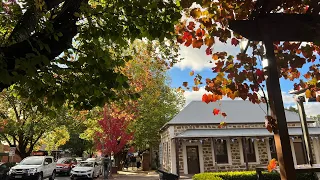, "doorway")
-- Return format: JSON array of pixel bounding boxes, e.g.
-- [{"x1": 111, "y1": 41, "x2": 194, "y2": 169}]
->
[
  {"x1": 293, "y1": 141, "x2": 307, "y2": 165},
  {"x1": 186, "y1": 146, "x2": 200, "y2": 174}
]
